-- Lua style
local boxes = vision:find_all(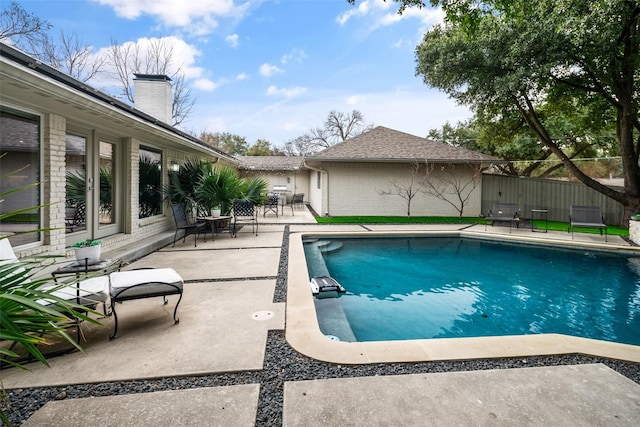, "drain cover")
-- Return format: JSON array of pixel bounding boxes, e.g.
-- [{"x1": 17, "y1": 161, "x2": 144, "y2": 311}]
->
[
  {"x1": 325, "y1": 335, "x2": 340, "y2": 341},
  {"x1": 251, "y1": 310, "x2": 274, "y2": 321}
]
